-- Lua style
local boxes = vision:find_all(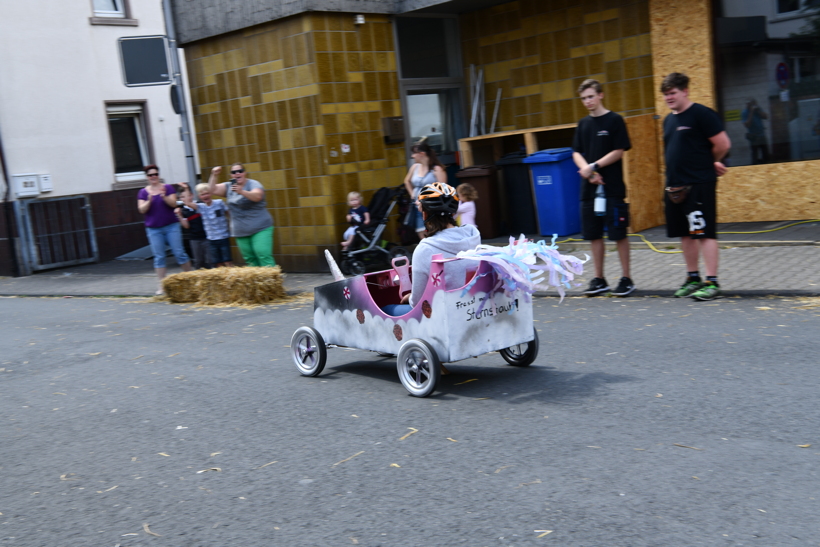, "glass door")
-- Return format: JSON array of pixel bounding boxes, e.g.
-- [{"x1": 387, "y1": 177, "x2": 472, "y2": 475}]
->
[{"x1": 405, "y1": 88, "x2": 464, "y2": 165}]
